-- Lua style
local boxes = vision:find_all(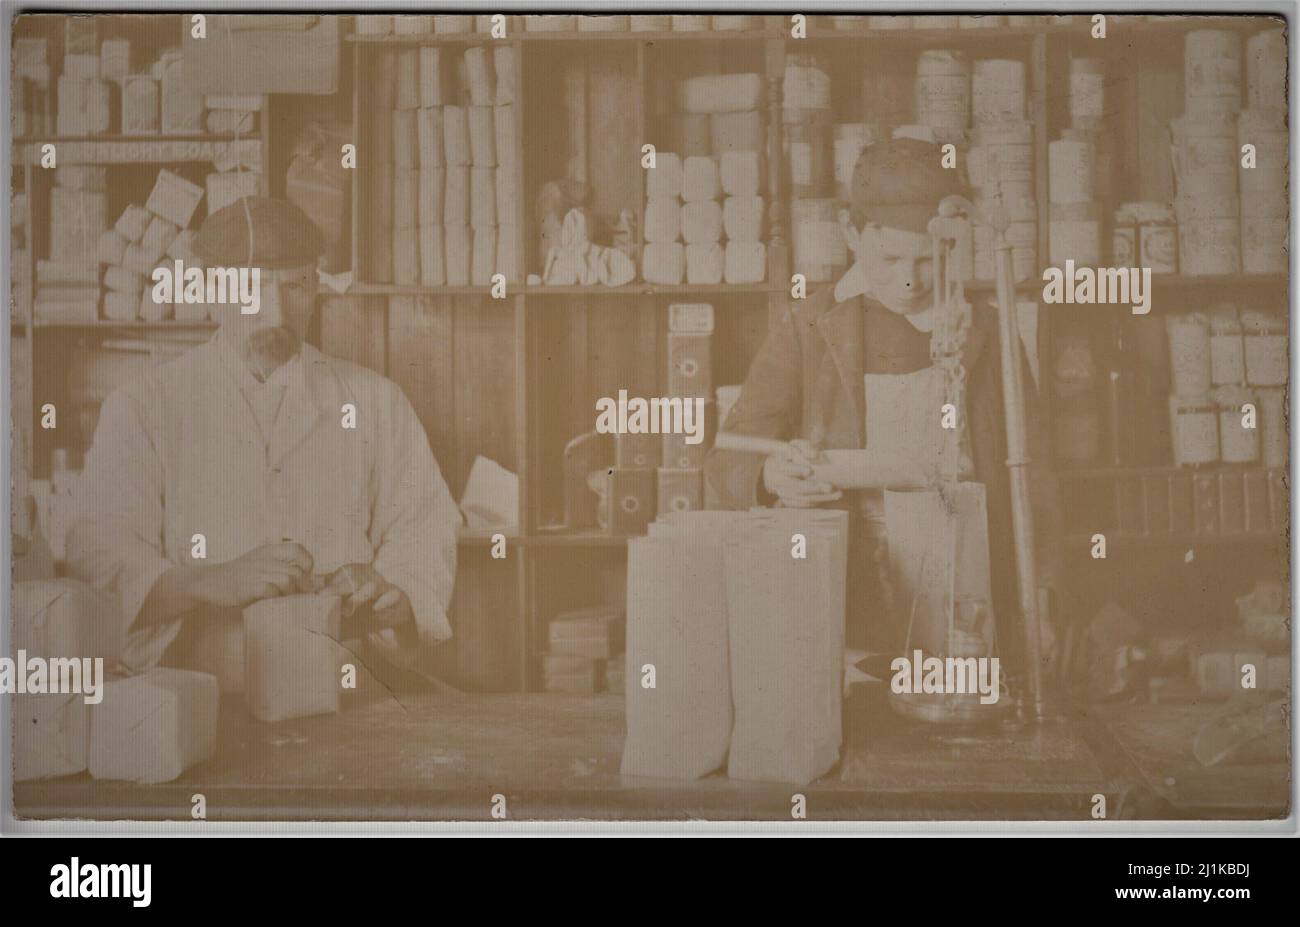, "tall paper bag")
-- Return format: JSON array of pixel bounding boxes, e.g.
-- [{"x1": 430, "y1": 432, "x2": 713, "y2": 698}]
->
[
  {"x1": 244, "y1": 594, "x2": 344, "y2": 723},
  {"x1": 621, "y1": 538, "x2": 732, "y2": 779}
]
